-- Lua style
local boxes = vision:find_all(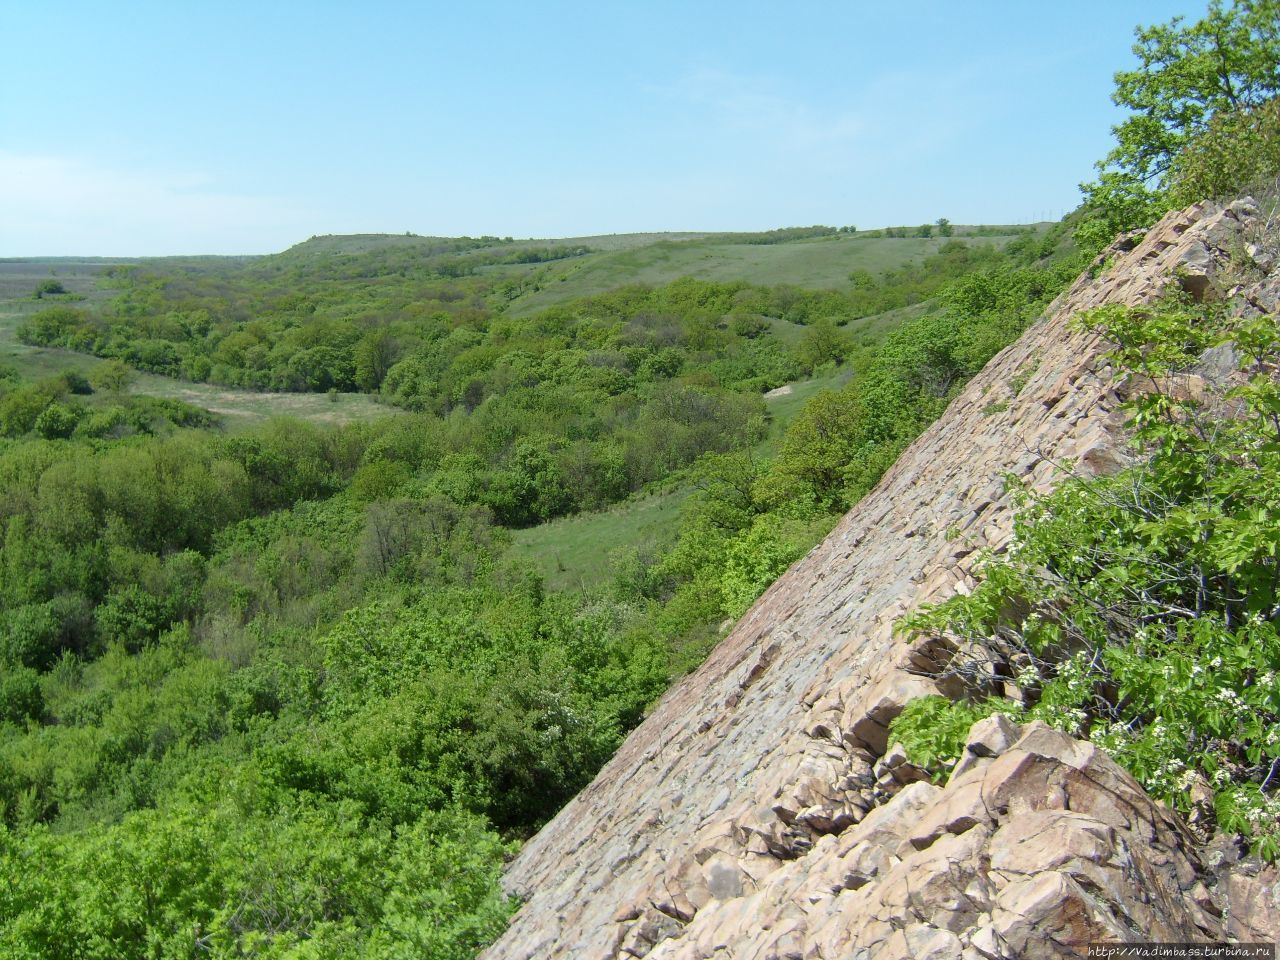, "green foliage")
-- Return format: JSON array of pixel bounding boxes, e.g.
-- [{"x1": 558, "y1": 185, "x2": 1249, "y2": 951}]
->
[
  {"x1": 895, "y1": 298, "x2": 1280, "y2": 859},
  {"x1": 1167, "y1": 97, "x2": 1280, "y2": 207},
  {"x1": 93, "y1": 358, "x2": 136, "y2": 394},
  {"x1": 1080, "y1": 0, "x2": 1280, "y2": 250},
  {"x1": 889, "y1": 696, "x2": 1019, "y2": 776},
  {"x1": 796, "y1": 317, "x2": 850, "y2": 373},
  {"x1": 32, "y1": 279, "x2": 66, "y2": 298},
  {"x1": 0, "y1": 803, "x2": 513, "y2": 959},
  {"x1": 0, "y1": 666, "x2": 42, "y2": 725},
  {"x1": 33, "y1": 402, "x2": 79, "y2": 439},
  {"x1": 16, "y1": 306, "x2": 85, "y2": 345},
  {"x1": 1109, "y1": 0, "x2": 1280, "y2": 186},
  {"x1": 719, "y1": 513, "x2": 829, "y2": 618}
]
